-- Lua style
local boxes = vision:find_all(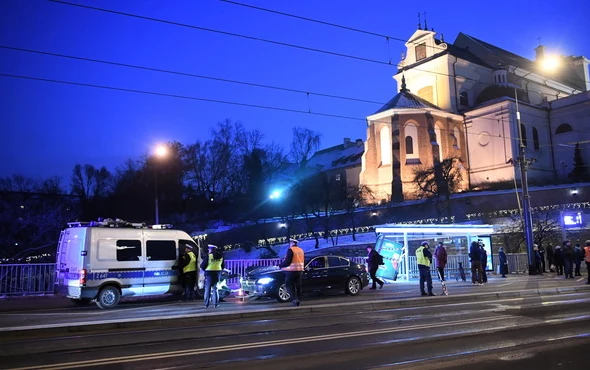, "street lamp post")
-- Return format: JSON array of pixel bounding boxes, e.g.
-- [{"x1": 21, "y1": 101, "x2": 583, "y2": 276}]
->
[
  {"x1": 514, "y1": 90, "x2": 537, "y2": 275},
  {"x1": 154, "y1": 144, "x2": 168, "y2": 224}
]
